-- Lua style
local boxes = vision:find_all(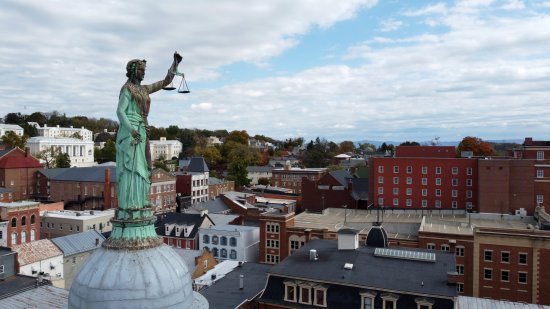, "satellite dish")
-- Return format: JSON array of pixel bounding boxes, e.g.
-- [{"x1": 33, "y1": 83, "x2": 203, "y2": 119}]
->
[{"x1": 431, "y1": 137, "x2": 440, "y2": 146}]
